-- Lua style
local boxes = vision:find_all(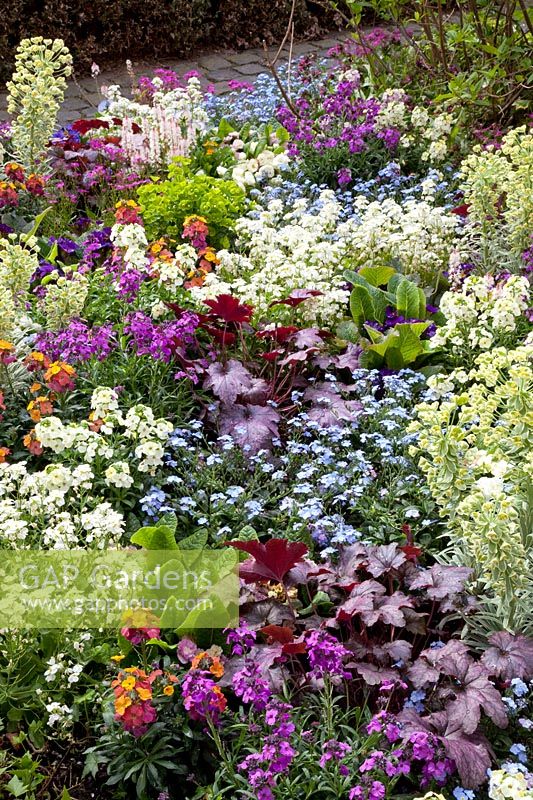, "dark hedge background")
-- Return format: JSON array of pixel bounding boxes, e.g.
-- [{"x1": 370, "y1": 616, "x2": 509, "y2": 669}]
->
[{"x1": 0, "y1": 0, "x2": 340, "y2": 81}]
